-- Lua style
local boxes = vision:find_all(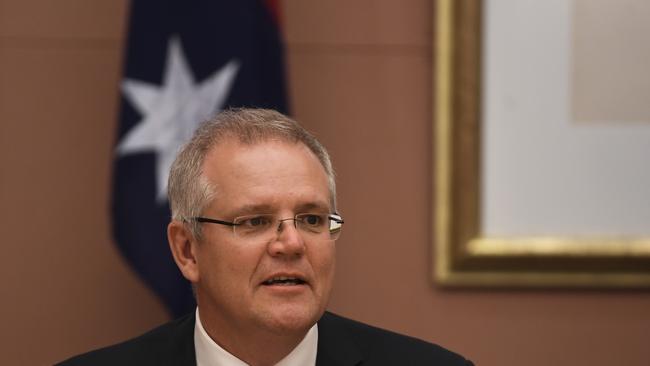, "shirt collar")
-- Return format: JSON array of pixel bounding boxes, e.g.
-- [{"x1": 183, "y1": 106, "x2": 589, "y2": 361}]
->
[{"x1": 194, "y1": 308, "x2": 318, "y2": 366}]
